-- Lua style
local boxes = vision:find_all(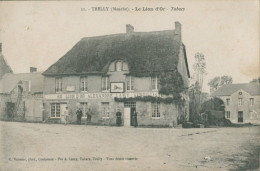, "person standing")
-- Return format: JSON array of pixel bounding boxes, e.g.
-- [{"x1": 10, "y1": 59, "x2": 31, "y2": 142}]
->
[
  {"x1": 76, "y1": 107, "x2": 83, "y2": 125},
  {"x1": 64, "y1": 106, "x2": 69, "y2": 125},
  {"x1": 132, "y1": 109, "x2": 138, "y2": 127},
  {"x1": 86, "y1": 108, "x2": 92, "y2": 124},
  {"x1": 116, "y1": 109, "x2": 122, "y2": 126}
]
